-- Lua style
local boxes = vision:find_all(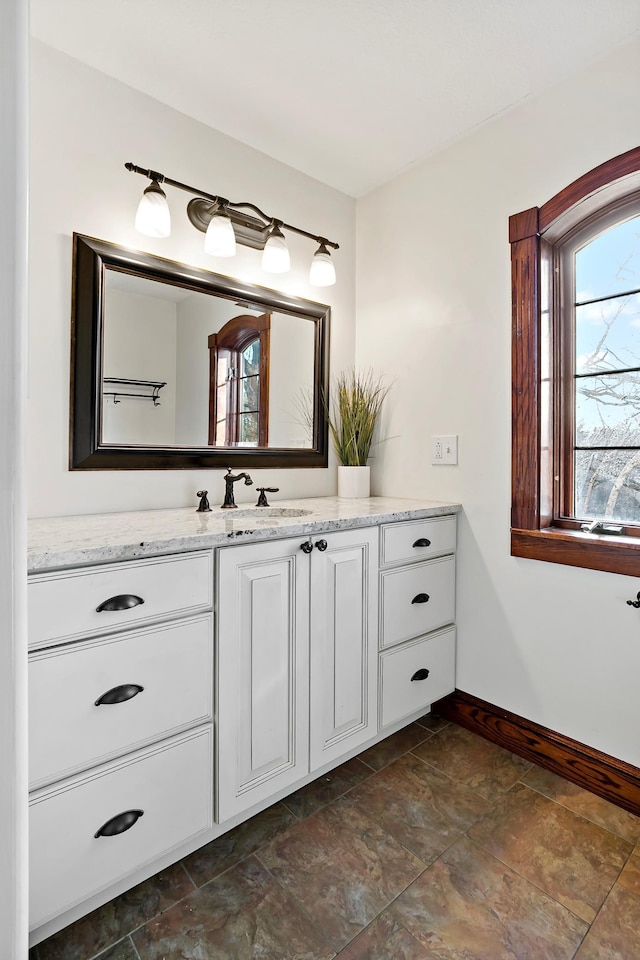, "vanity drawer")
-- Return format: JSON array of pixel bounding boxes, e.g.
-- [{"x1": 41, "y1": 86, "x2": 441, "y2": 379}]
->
[
  {"x1": 29, "y1": 615, "x2": 213, "y2": 789},
  {"x1": 29, "y1": 726, "x2": 213, "y2": 929},
  {"x1": 380, "y1": 555, "x2": 455, "y2": 649},
  {"x1": 380, "y1": 516, "x2": 456, "y2": 567},
  {"x1": 379, "y1": 627, "x2": 455, "y2": 727},
  {"x1": 28, "y1": 551, "x2": 213, "y2": 648}
]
